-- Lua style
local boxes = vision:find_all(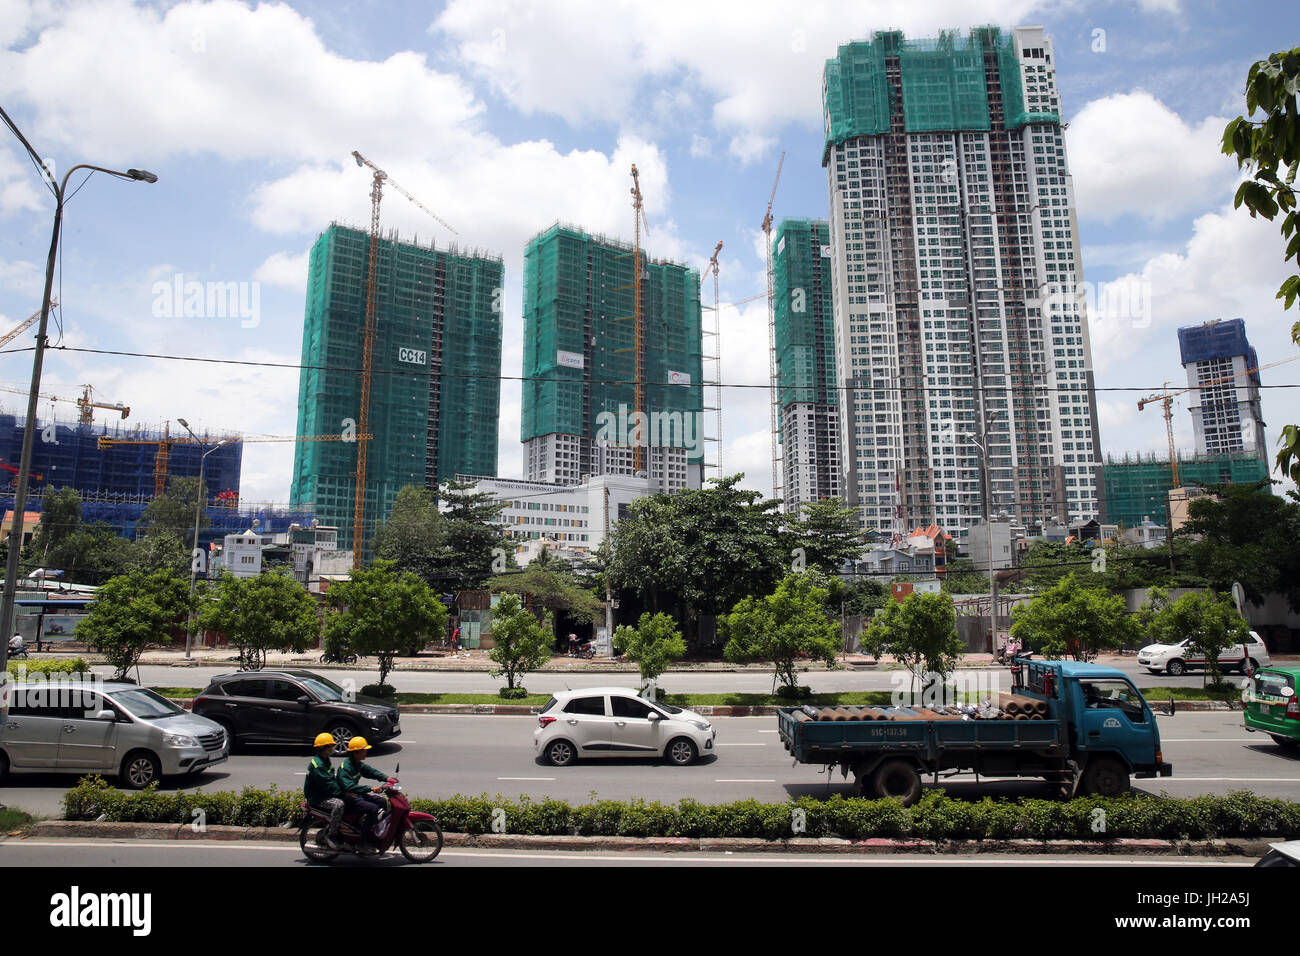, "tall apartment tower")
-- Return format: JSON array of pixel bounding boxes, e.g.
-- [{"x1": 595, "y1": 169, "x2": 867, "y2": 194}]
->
[
  {"x1": 822, "y1": 25, "x2": 1102, "y2": 539},
  {"x1": 773, "y1": 218, "x2": 841, "y2": 511},
  {"x1": 290, "y1": 223, "x2": 503, "y2": 556},
  {"x1": 1177, "y1": 318, "x2": 1267, "y2": 461},
  {"x1": 521, "y1": 223, "x2": 704, "y2": 492}
]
